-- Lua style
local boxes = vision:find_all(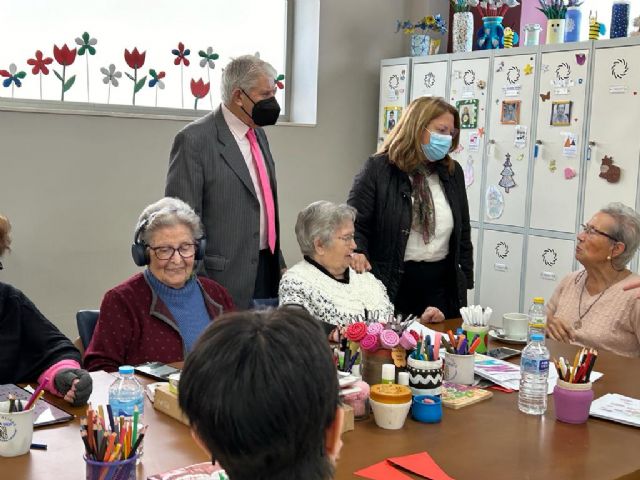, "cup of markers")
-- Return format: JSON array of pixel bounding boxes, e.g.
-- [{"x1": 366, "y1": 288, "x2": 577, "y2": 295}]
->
[
  {"x1": 81, "y1": 403, "x2": 147, "y2": 480},
  {"x1": 406, "y1": 332, "x2": 443, "y2": 396},
  {"x1": 442, "y1": 328, "x2": 482, "y2": 385}
]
